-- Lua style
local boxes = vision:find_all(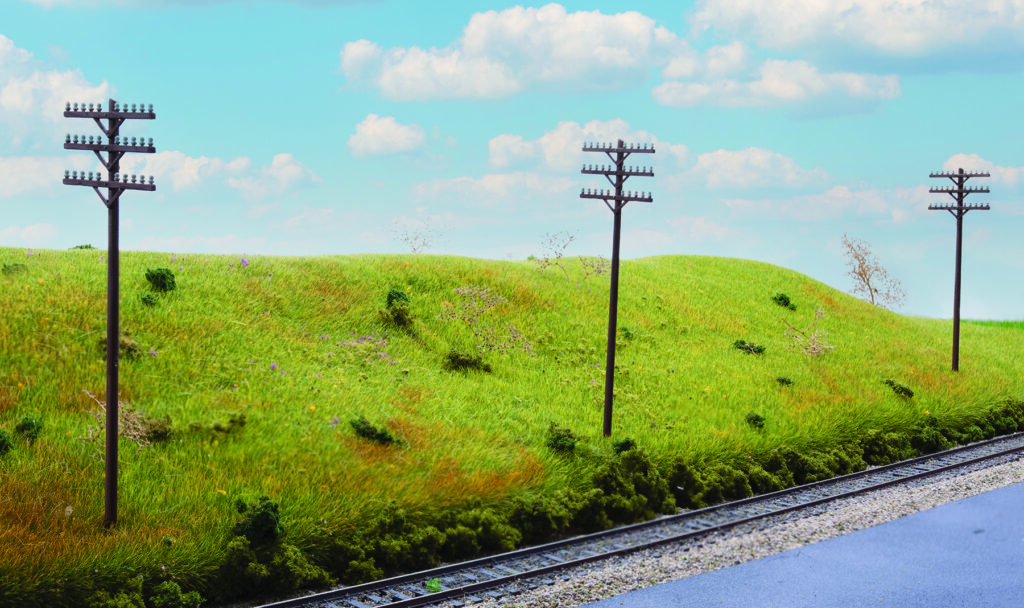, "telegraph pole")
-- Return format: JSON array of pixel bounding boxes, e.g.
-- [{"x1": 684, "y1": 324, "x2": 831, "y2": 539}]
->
[
  {"x1": 580, "y1": 140, "x2": 654, "y2": 437},
  {"x1": 63, "y1": 99, "x2": 156, "y2": 527},
  {"x1": 928, "y1": 168, "x2": 989, "y2": 372}
]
